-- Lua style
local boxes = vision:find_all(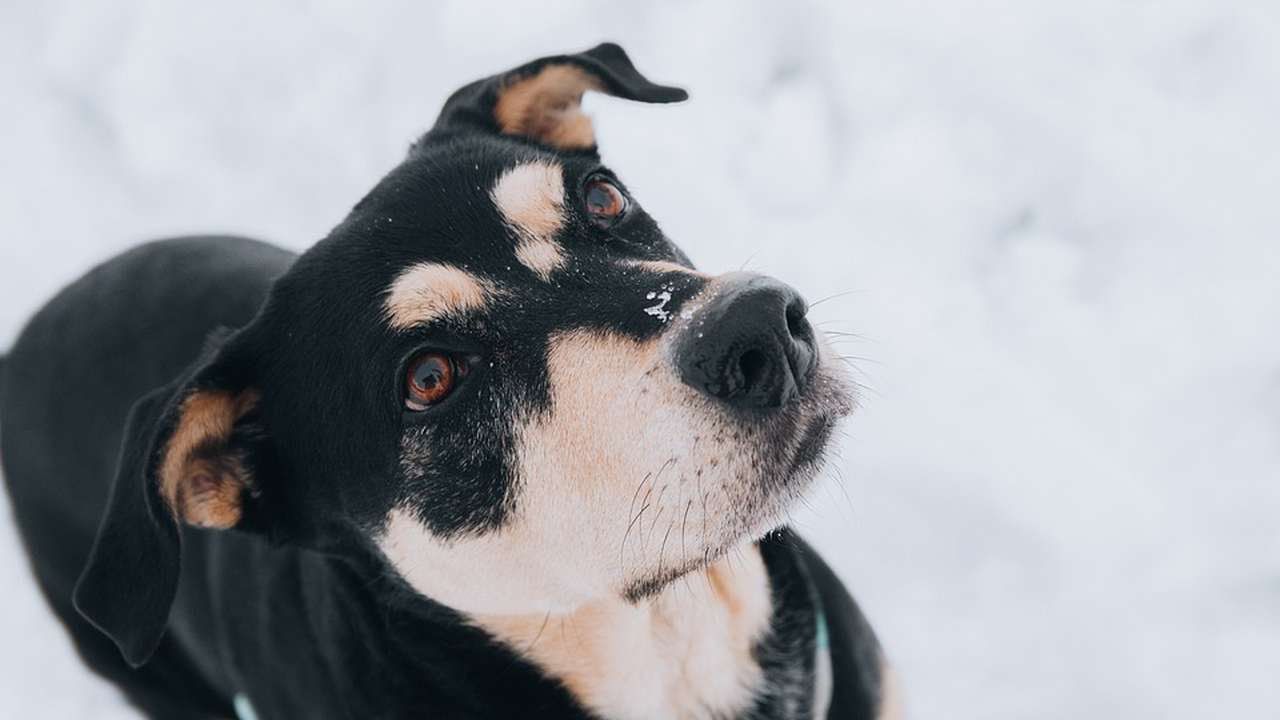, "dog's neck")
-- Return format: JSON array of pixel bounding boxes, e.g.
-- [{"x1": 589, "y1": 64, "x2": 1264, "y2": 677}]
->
[{"x1": 470, "y1": 545, "x2": 774, "y2": 720}]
